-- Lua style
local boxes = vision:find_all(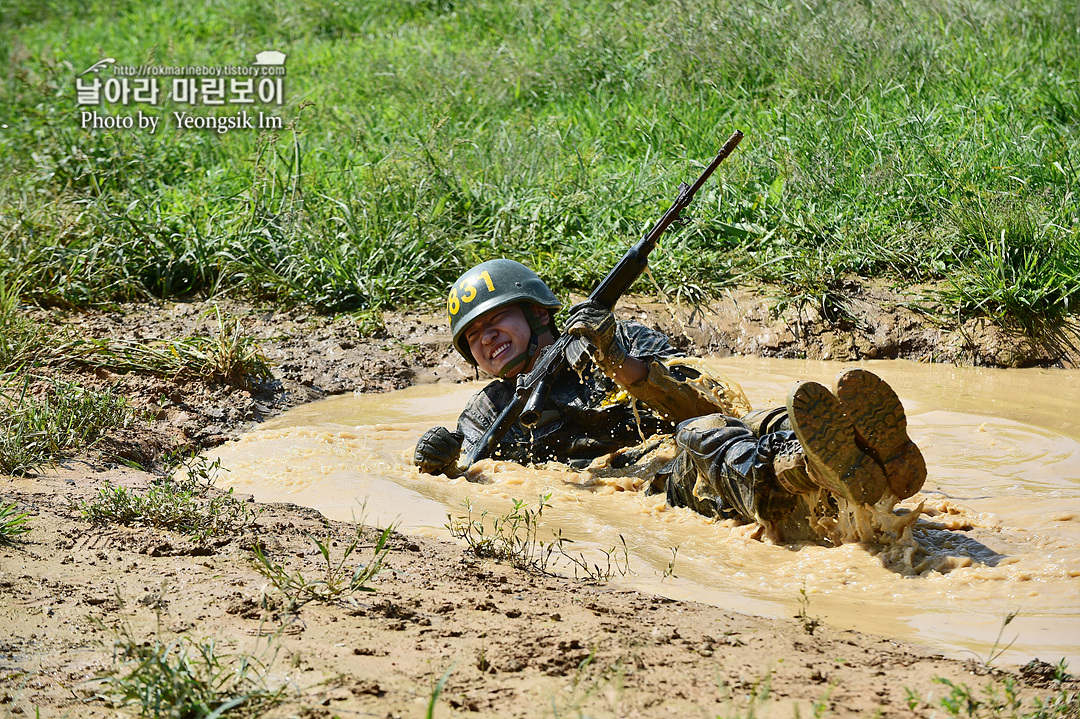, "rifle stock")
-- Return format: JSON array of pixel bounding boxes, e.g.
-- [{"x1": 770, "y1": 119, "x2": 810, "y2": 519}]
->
[{"x1": 461, "y1": 131, "x2": 743, "y2": 467}]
